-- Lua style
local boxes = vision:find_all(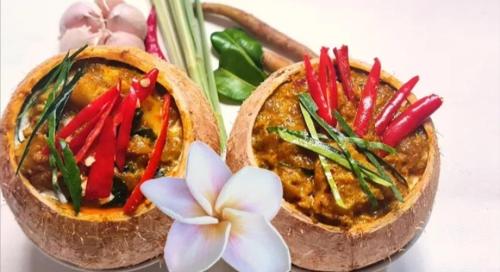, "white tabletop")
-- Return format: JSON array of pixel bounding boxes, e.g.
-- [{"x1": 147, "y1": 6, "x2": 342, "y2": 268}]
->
[{"x1": 2, "y1": 0, "x2": 500, "y2": 271}]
